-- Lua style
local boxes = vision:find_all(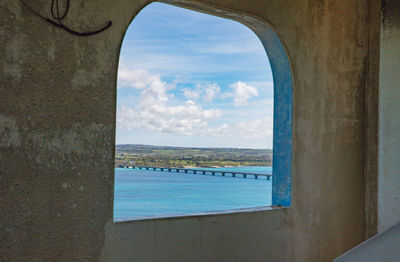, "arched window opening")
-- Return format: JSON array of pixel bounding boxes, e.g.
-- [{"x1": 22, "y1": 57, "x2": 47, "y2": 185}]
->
[{"x1": 114, "y1": 2, "x2": 292, "y2": 220}]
